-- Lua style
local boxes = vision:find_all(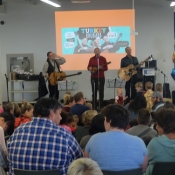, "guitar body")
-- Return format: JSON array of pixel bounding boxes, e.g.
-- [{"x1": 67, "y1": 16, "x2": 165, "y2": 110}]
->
[
  {"x1": 118, "y1": 64, "x2": 137, "y2": 81},
  {"x1": 49, "y1": 72, "x2": 66, "y2": 86}
]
